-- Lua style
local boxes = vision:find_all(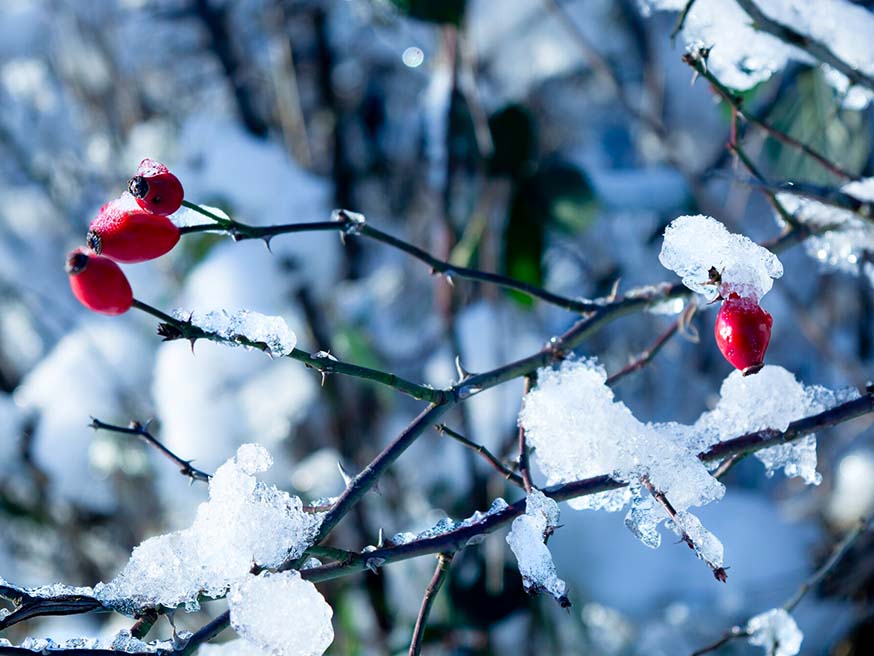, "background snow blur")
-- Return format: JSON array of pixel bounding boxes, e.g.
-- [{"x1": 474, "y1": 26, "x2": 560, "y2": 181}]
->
[{"x1": 1, "y1": 0, "x2": 874, "y2": 654}]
